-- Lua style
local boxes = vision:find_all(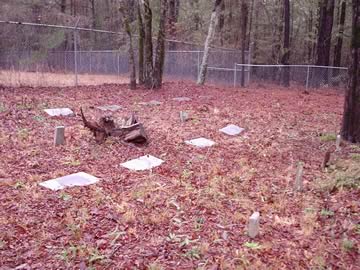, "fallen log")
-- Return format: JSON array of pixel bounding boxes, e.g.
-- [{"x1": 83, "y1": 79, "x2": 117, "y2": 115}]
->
[{"x1": 80, "y1": 107, "x2": 148, "y2": 144}]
